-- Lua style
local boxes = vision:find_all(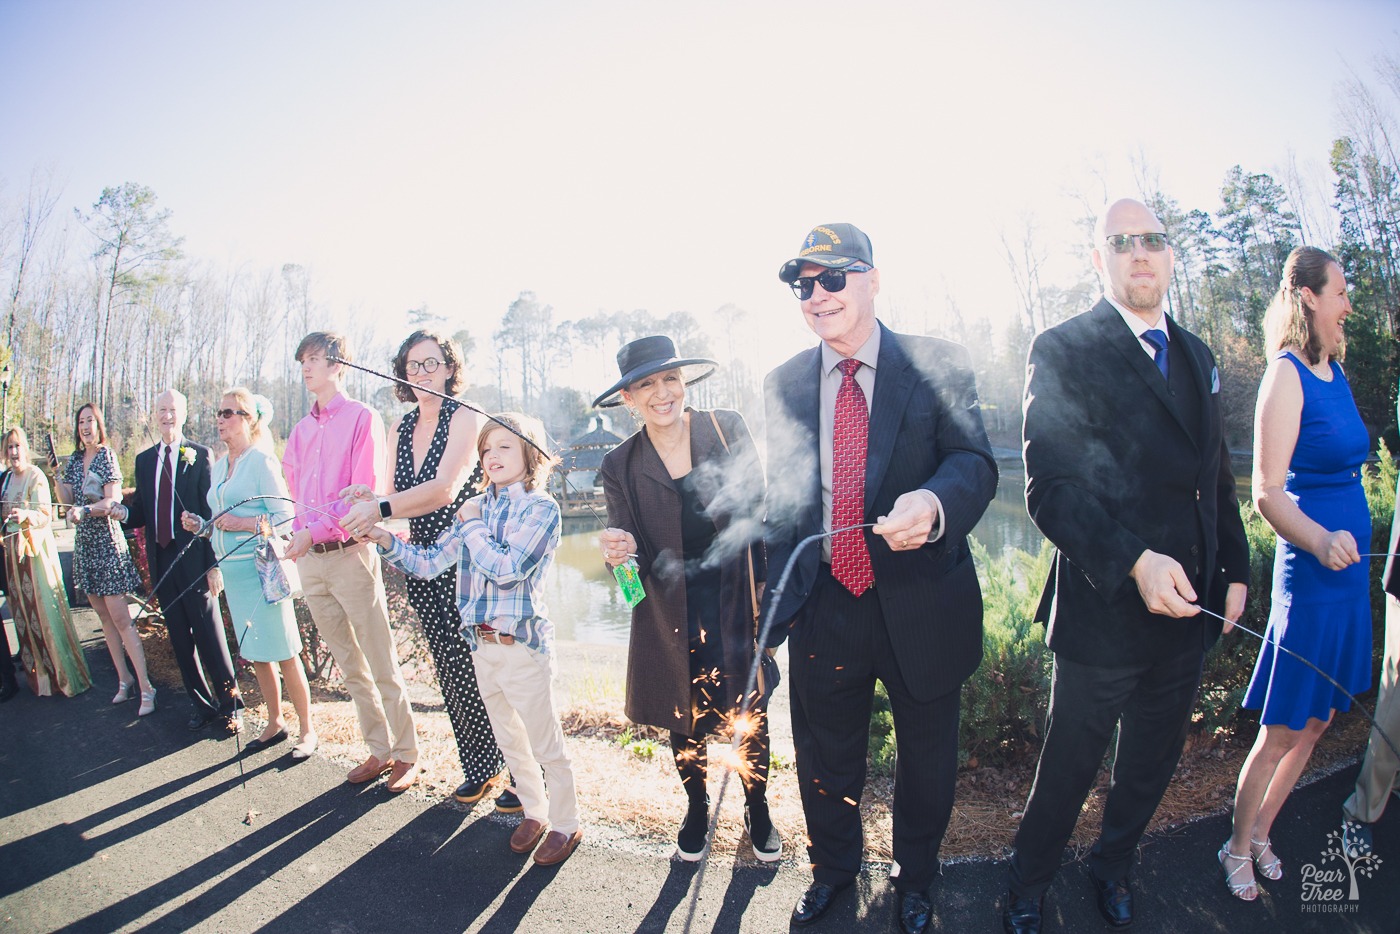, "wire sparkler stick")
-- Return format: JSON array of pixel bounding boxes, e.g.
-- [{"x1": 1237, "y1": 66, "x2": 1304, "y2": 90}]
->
[
  {"x1": 325, "y1": 356, "x2": 611, "y2": 528},
  {"x1": 681, "y1": 521, "x2": 876, "y2": 934},
  {"x1": 1194, "y1": 604, "x2": 1400, "y2": 762}
]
